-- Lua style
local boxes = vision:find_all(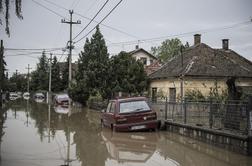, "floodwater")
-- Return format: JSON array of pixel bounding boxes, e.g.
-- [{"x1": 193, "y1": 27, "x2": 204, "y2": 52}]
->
[{"x1": 0, "y1": 100, "x2": 252, "y2": 166}]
